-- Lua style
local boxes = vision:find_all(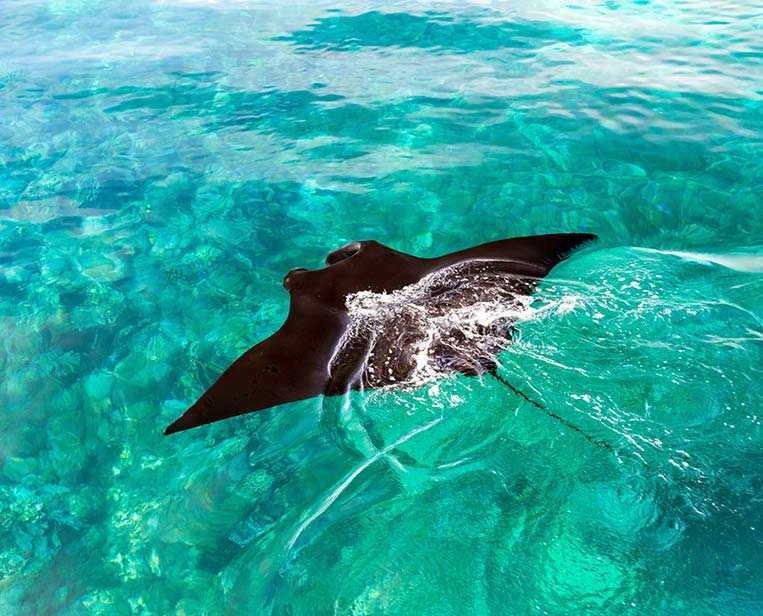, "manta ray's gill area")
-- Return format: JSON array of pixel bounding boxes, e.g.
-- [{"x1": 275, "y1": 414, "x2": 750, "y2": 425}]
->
[
  {"x1": 1, "y1": 0, "x2": 762, "y2": 614},
  {"x1": 331, "y1": 261, "x2": 542, "y2": 391}
]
